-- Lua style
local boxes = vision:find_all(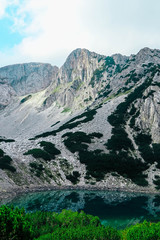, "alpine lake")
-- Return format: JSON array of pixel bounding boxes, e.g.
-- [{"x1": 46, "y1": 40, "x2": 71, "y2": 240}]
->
[{"x1": 3, "y1": 189, "x2": 160, "y2": 229}]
